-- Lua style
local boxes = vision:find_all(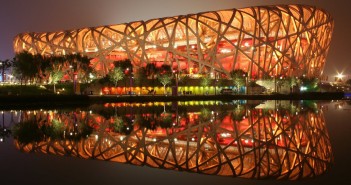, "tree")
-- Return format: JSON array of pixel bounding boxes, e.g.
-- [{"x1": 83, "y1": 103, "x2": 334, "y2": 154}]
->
[
  {"x1": 158, "y1": 74, "x2": 172, "y2": 94},
  {"x1": 13, "y1": 51, "x2": 37, "y2": 85},
  {"x1": 346, "y1": 79, "x2": 351, "y2": 86},
  {"x1": 146, "y1": 63, "x2": 158, "y2": 89},
  {"x1": 134, "y1": 67, "x2": 147, "y2": 94},
  {"x1": 33, "y1": 54, "x2": 48, "y2": 83},
  {"x1": 50, "y1": 69, "x2": 63, "y2": 93},
  {"x1": 230, "y1": 69, "x2": 247, "y2": 94},
  {"x1": 0, "y1": 59, "x2": 12, "y2": 82},
  {"x1": 200, "y1": 75, "x2": 211, "y2": 94},
  {"x1": 109, "y1": 67, "x2": 124, "y2": 88},
  {"x1": 284, "y1": 77, "x2": 298, "y2": 93},
  {"x1": 114, "y1": 59, "x2": 133, "y2": 72},
  {"x1": 159, "y1": 64, "x2": 172, "y2": 75},
  {"x1": 299, "y1": 76, "x2": 319, "y2": 92},
  {"x1": 65, "y1": 53, "x2": 92, "y2": 83}
]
